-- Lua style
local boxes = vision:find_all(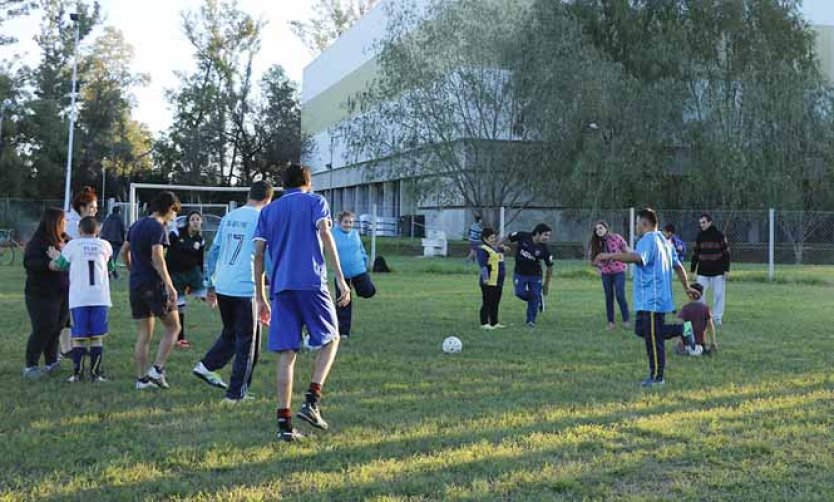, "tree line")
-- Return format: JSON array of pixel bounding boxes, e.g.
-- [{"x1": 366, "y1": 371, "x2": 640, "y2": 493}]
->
[
  {"x1": 0, "y1": 0, "x2": 307, "y2": 202},
  {"x1": 341, "y1": 0, "x2": 834, "y2": 221}
]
